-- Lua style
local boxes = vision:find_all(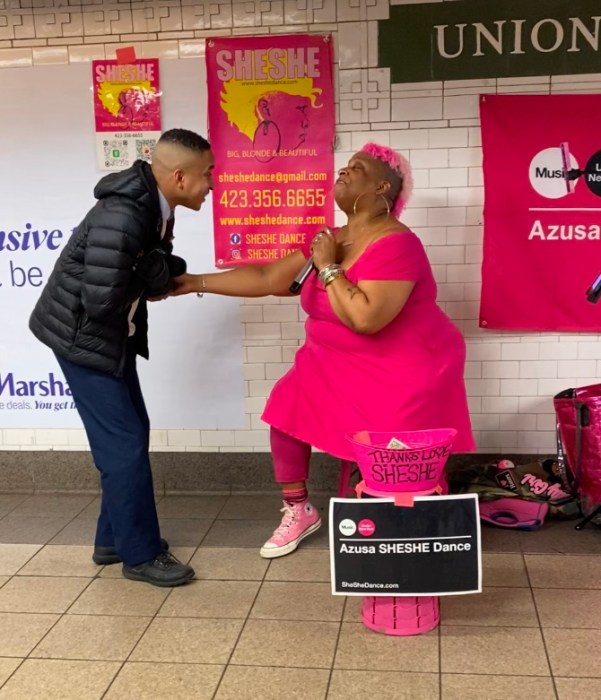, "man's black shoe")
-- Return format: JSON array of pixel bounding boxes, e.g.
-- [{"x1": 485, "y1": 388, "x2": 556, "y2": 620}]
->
[
  {"x1": 122, "y1": 551, "x2": 194, "y2": 587},
  {"x1": 93, "y1": 538, "x2": 169, "y2": 566}
]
